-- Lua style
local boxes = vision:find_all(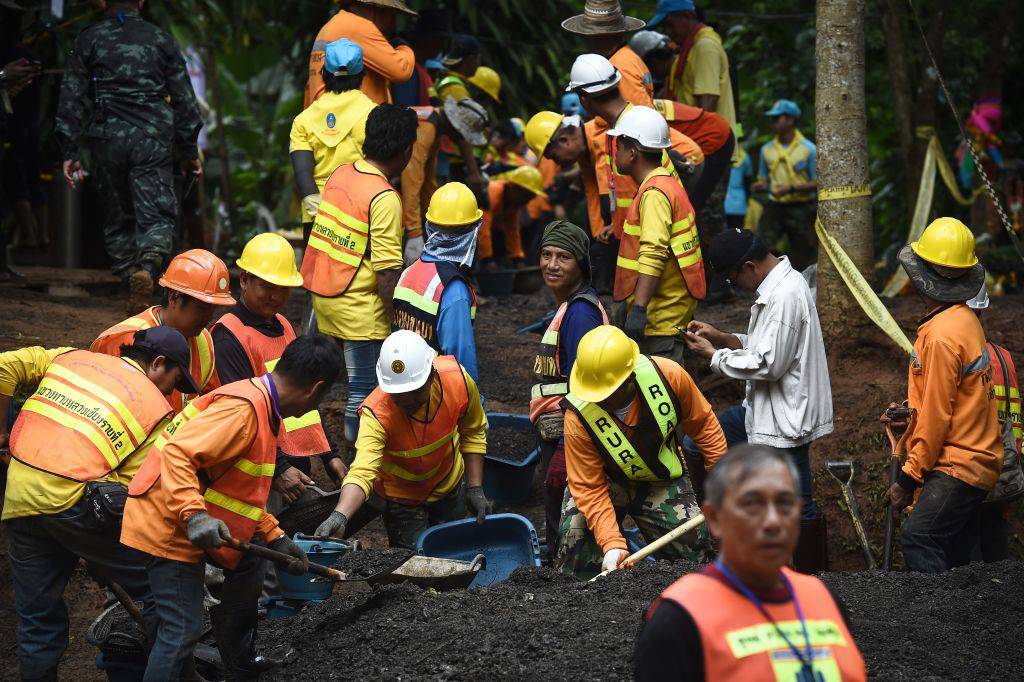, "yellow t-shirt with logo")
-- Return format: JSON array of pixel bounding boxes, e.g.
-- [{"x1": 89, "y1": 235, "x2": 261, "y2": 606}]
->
[
  {"x1": 289, "y1": 89, "x2": 378, "y2": 192},
  {"x1": 312, "y1": 160, "x2": 404, "y2": 341},
  {"x1": 674, "y1": 26, "x2": 738, "y2": 161}
]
